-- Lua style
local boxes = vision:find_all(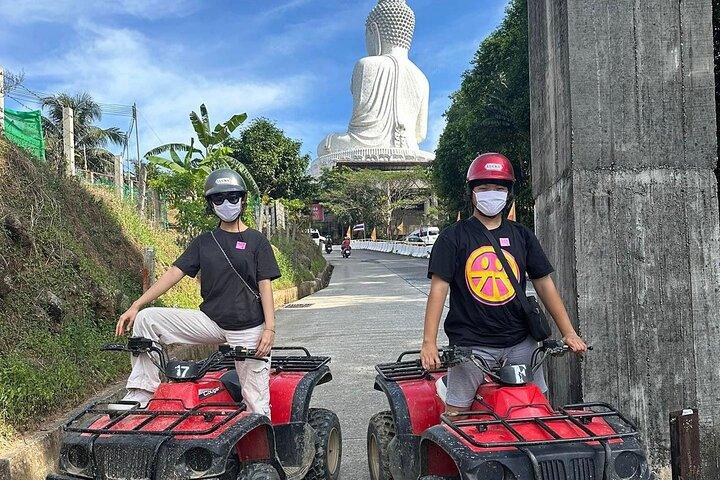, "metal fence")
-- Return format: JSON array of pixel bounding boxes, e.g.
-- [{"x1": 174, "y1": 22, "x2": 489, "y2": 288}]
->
[{"x1": 76, "y1": 168, "x2": 169, "y2": 228}]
